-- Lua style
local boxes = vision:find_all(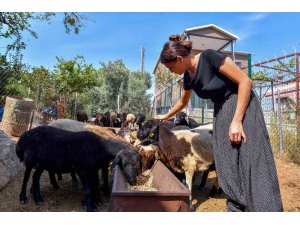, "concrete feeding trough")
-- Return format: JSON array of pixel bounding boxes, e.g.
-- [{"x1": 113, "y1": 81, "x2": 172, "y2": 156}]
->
[{"x1": 108, "y1": 160, "x2": 190, "y2": 212}]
